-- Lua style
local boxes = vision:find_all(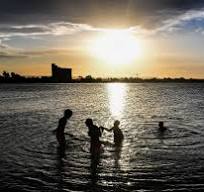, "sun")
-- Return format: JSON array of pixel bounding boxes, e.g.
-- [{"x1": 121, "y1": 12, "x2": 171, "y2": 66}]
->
[{"x1": 89, "y1": 30, "x2": 142, "y2": 66}]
